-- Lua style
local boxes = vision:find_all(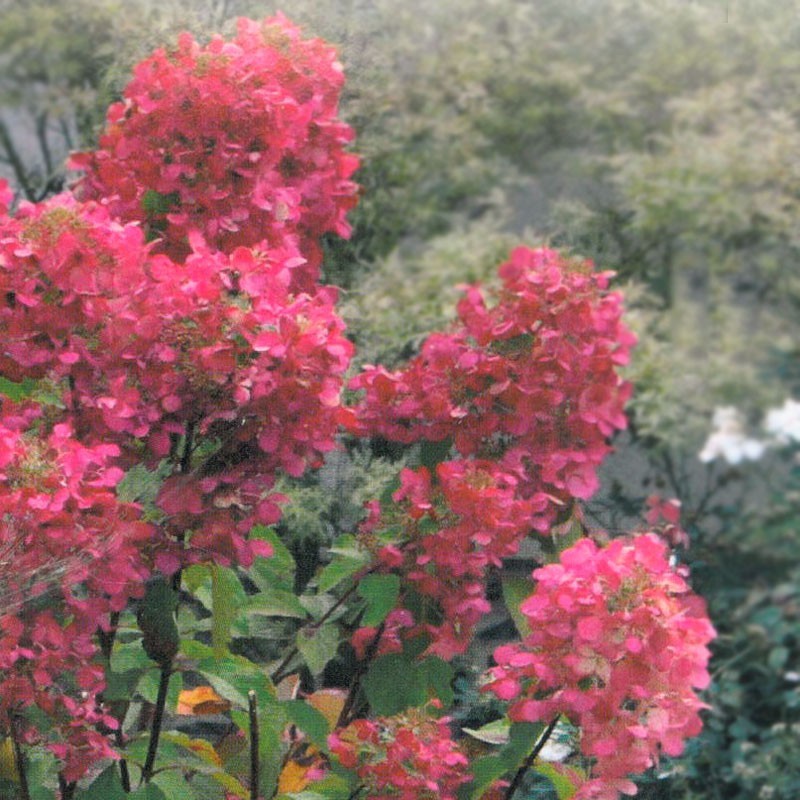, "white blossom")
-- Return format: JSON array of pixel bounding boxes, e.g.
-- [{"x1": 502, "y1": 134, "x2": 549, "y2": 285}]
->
[
  {"x1": 698, "y1": 407, "x2": 766, "y2": 464},
  {"x1": 764, "y1": 398, "x2": 800, "y2": 445}
]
